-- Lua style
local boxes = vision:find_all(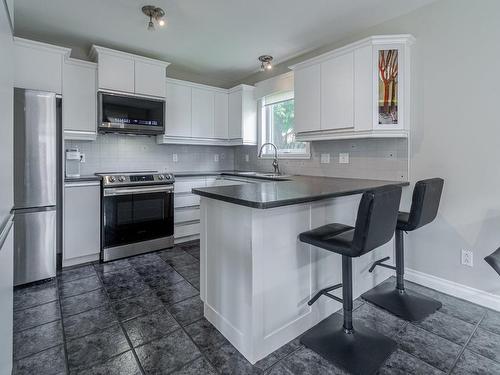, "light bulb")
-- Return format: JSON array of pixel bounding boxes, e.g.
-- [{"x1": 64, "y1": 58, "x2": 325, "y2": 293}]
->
[
  {"x1": 158, "y1": 18, "x2": 165, "y2": 27},
  {"x1": 266, "y1": 63, "x2": 272, "y2": 70}
]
